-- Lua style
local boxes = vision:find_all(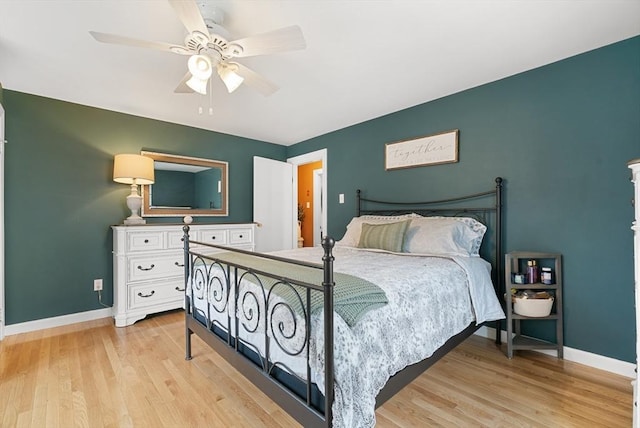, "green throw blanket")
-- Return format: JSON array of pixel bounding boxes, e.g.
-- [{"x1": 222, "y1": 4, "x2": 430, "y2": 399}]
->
[{"x1": 203, "y1": 251, "x2": 388, "y2": 327}]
